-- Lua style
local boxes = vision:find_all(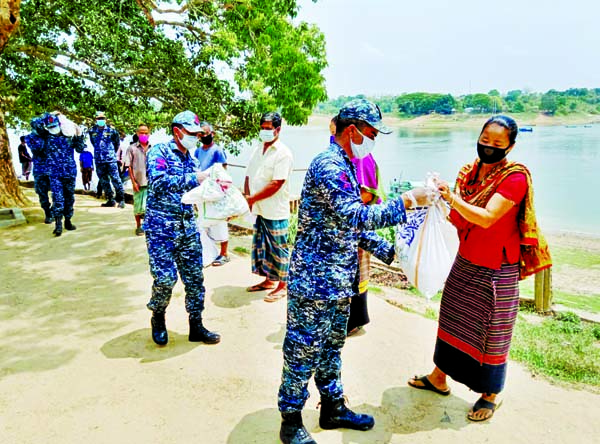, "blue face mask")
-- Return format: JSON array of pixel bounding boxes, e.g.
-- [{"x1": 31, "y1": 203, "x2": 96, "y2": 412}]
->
[{"x1": 96, "y1": 119, "x2": 106, "y2": 127}]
